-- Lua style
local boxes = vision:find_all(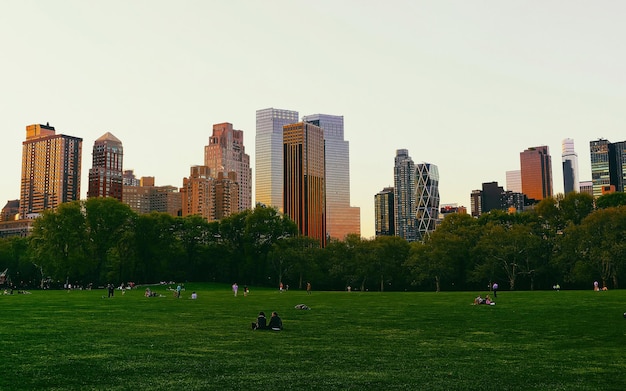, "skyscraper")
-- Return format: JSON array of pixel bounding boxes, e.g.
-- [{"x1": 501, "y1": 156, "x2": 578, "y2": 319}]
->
[
  {"x1": 19, "y1": 124, "x2": 82, "y2": 219},
  {"x1": 562, "y1": 138, "x2": 580, "y2": 194},
  {"x1": 283, "y1": 122, "x2": 326, "y2": 247},
  {"x1": 375, "y1": 187, "x2": 395, "y2": 237},
  {"x1": 520, "y1": 146, "x2": 553, "y2": 202},
  {"x1": 590, "y1": 138, "x2": 626, "y2": 197},
  {"x1": 415, "y1": 163, "x2": 440, "y2": 241},
  {"x1": 181, "y1": 166, "x2": 215, "y2": 221},
  {"x1": 88, "y1": 132, "x2": 123, "y2": 201},
  {"x1": 302, "y1": 114, "x2": 360, "y2": 240},
  {"x1": 393, "y1": 149, "x2": 416, "y2": 242},
  {"x1": 255, "y1": 108, "x2": 299, "y2": 211},
  {"x1": 204, "y1": 122, "x2": 251, "y2": 212},
  {"x1": 505, "y1": 170, "x2": 522, "y2": 193}
]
